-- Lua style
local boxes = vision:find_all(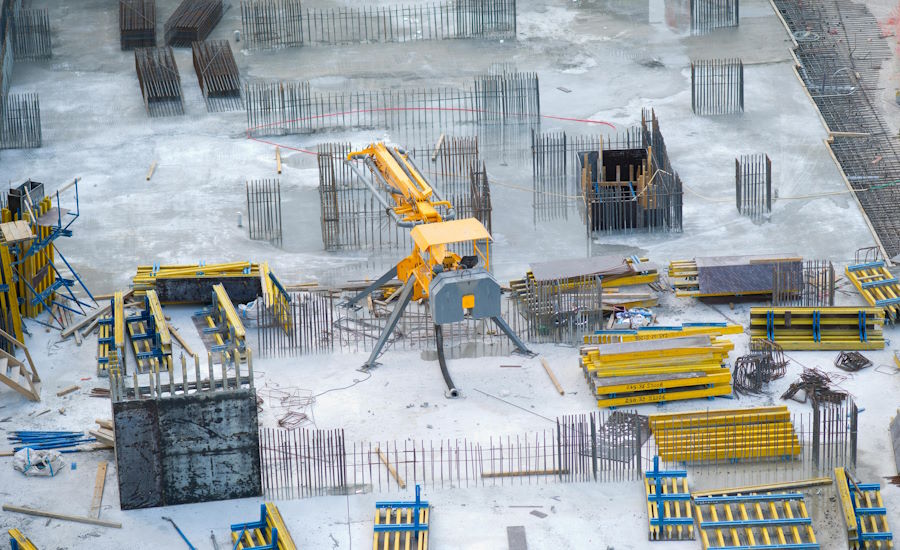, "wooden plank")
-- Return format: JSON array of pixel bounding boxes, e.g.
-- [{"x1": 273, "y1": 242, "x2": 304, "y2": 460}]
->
[
  {"x1": 90, "y1": 462, "x2": 108, "y2": 519},
  {"x1": 692, "y1": 478, "x2": 833, "y2": 498},
  {"x1": 56, "y1": 385, "x2": 80, "y2": 397},
  {"x1": 61, "y1": 290, "x2": 134, "y2": 338},
  {"x1": 375, "y1": 447, "x2": 406, "y2": 489},
  {"x1": 168, "y1": 324, "x2": 195, "y2": 357},
  {"x1": 2, "y1": 504, "x2": 122, "y2": 528},
  {"x1": 539, "y1": 357, "x2": 564, "y2": 395},
  {"x1": 146, "y1": 161, "x2": 157, "y2": 181},
  {"x1": 276, "y1": 146, "x2": 282, "y2": 174}
]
